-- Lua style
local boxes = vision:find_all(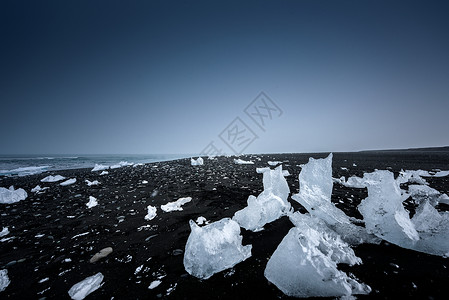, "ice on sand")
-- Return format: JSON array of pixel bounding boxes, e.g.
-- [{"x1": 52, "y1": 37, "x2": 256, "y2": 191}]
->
[
  {"x1": 68, "y1": 272, "x2": 103, "y2": 300},
  {"x1": 86, "y1": 196, "x2": 98, "y2": 208},
  {"x1": 234, "y1": 158, "x2": 254, "y2": 165},
  {"x1": 264, "y1": 221, "x2": 370, "y2": 298},
  {"x1": 183, "y1": 218, "x2": 252, "y2": 279},
  {"x1": 191, "y1": 157, "x2": 204, "y2": 166},
  {"x1": 60, "y1": 178, "x2": 76, "y2": 186},
  {"x1": 41, "y1": 175, "x2": 66, "y2": 182},
  {"x1": 91, "y1": 164, "x2": 109, "y2": 172},
  {"x1": 0, "y1": 269, "x2": 10, "y2": 292},
  {"x1": 161, "y1": 197, "x2": 192, "y2": 212},
  {"x1": 0, "y1": 186, "x2": 28, "y2": 204},
  {"x1": 358, "y1": 170, "x2": 420, "y2": 246},
  {"x1": 145, "y1": 205, "x2": 157, "y2": 221},
  {"x1": 233, "y1": 166, "x2": 291, "y2": 231}
]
